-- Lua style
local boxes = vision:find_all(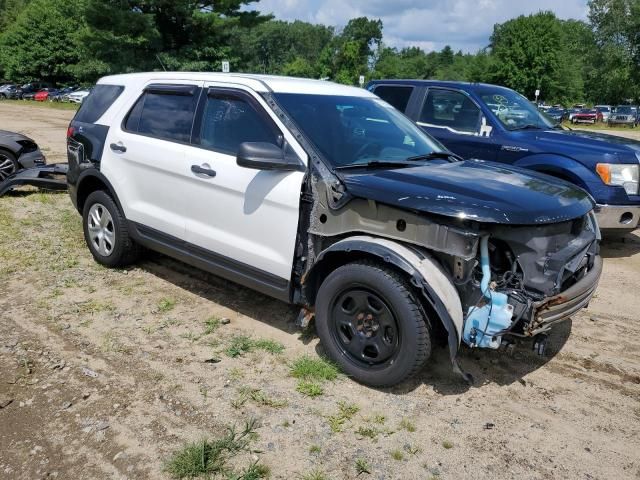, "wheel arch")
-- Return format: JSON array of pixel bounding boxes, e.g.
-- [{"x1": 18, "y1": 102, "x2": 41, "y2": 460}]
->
[
  {"x1": 304, "y1": 235, "x2": 468, "y2": 379},
  {"x1": 75, "y1": 170, "x2": 124, "y2": 214}
]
